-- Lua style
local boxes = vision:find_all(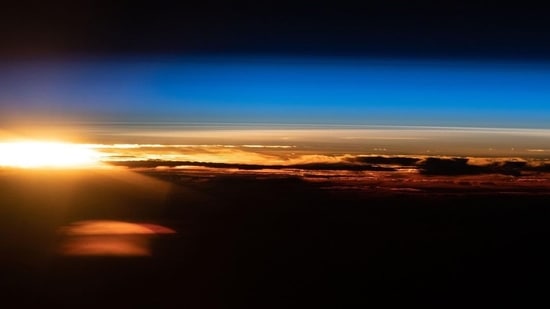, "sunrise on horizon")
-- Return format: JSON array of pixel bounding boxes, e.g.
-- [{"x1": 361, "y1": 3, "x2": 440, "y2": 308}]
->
[{"x1": 1, "y1": 2, "x2": 550, "y2": 308}]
